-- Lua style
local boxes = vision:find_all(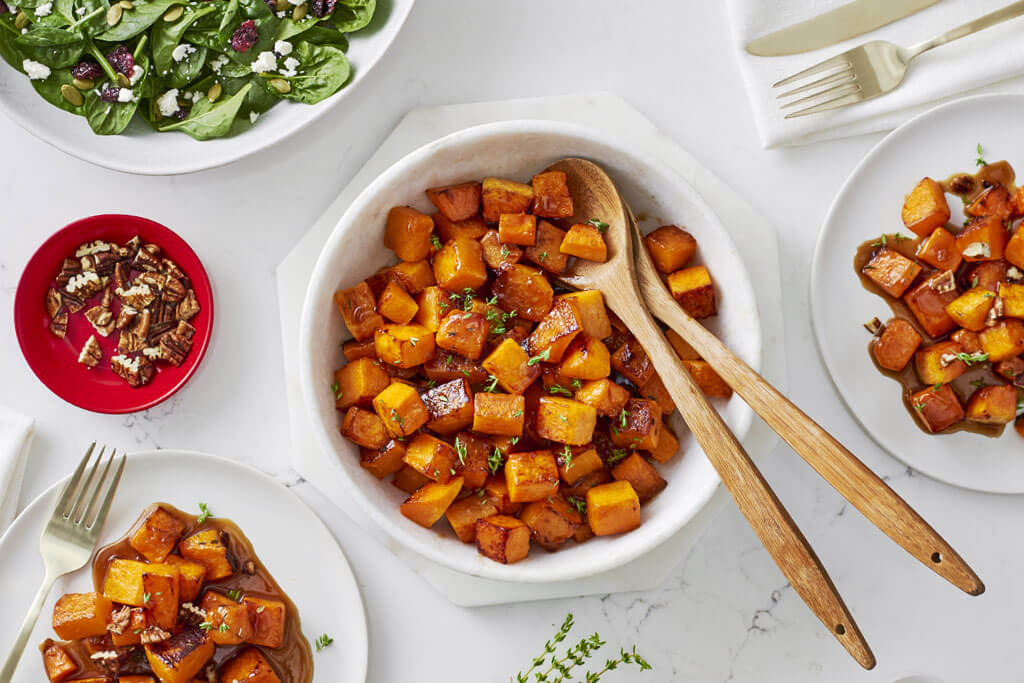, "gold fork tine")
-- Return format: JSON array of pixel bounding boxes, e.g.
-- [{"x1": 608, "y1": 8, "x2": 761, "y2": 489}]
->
[
  {"x1": 68, "y1": 445, "x2": 104, "y2": 523},
  {"x1": 76, "y1": 449, "x2": 116, "y2": 526},
  {"x1": 772, "y1": 54, "x2": 852, "y2": 88},
  {"x1": 781, "y1": 82, "x2": 861, "y2": 110},
  {"x1": 786, "y1": 90, "x2": 868, "y2": 119},
  {"x1": 86, "y1": 453, "x2": 125, "y2": 531},
  {"x1": 776, "y1": 69, "x2": 855, "y2": 100},
  {"x1": 53, "y1": 443, "x2": 94, "y2": 518}
]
